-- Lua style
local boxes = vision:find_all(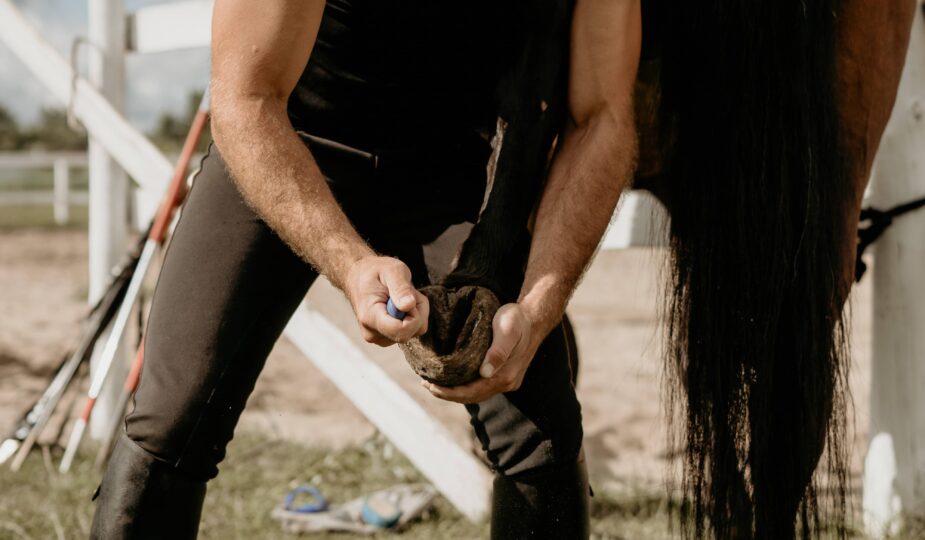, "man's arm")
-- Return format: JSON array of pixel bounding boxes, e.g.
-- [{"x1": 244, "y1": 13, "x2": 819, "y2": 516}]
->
[
  {"x1": 424, "y1": 0, "x2": 640, "y2": 402},
  {"x1": 519, "y1": 0, "x2": 641, "y2": 335},
  {"x1": 211, "y1": 0, "x2": 427, "y2": 345}
]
